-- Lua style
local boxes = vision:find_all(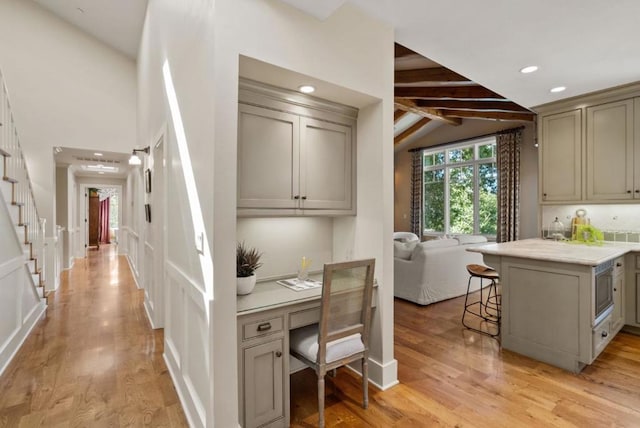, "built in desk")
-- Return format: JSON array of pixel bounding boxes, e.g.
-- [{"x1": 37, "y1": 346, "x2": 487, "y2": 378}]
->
[{"x1": 236, "y1": 274, "x2": 377, "y2": 428}]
